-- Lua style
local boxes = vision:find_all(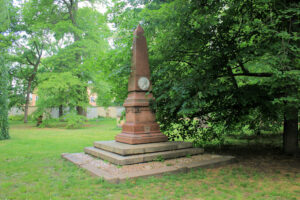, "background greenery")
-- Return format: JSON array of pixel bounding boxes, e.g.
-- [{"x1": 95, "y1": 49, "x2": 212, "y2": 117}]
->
[{"x1": 0, "y1": 0, "x2": 11, "y2": 140}]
